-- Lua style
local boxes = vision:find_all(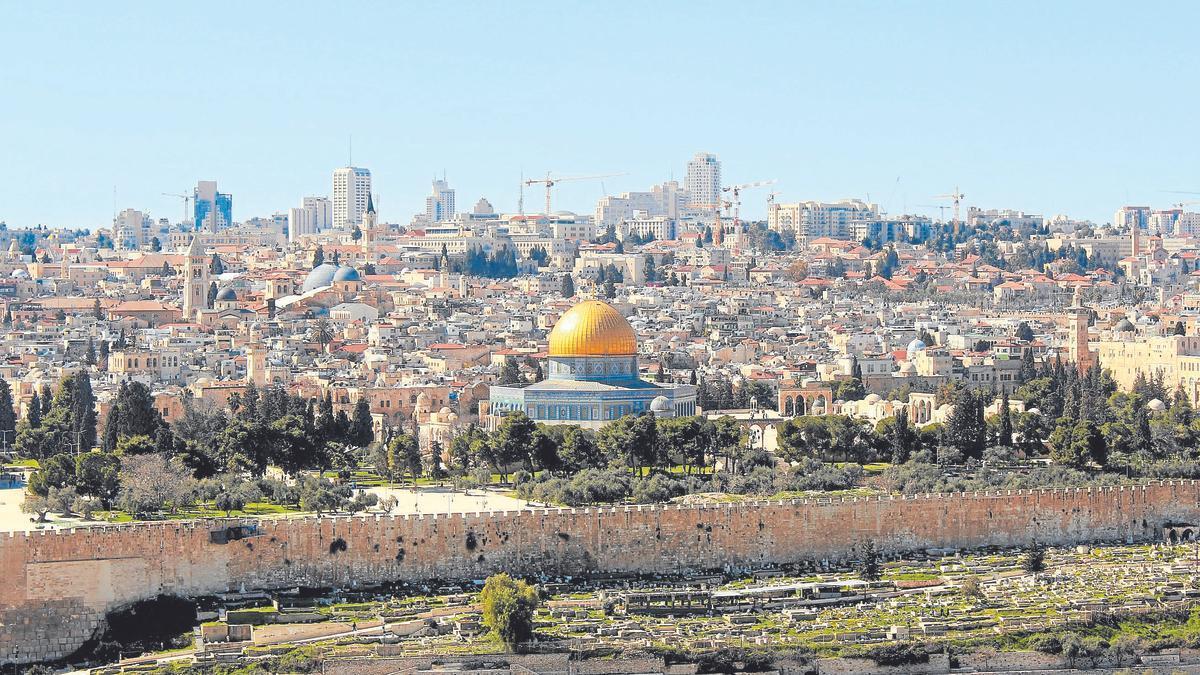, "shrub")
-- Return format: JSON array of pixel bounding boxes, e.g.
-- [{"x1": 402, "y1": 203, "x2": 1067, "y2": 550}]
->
[{"x1": 863, "y1": 642, "x2": 929, "y2": 666}]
